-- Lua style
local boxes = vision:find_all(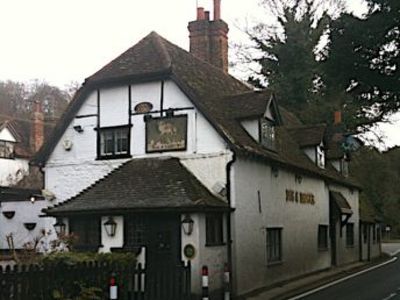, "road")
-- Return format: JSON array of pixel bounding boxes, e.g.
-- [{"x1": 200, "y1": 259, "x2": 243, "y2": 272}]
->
[{"x1": 295, "y1": 244, "x2": 400, "y2": 300}]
